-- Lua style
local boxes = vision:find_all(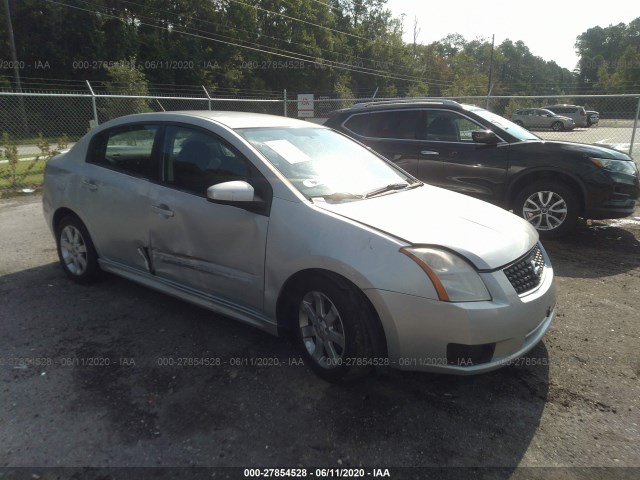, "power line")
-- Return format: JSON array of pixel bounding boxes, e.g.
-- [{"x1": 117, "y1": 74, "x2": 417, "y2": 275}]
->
[
  {"x1": 228, "y1": 0, "x2": 369, "y2": 42},
  {"x1": 44, "y1": 0, "x2": 435, "y2": 84},
  {"x1": 108, "y1": 0, "x2": 445, "y2": 85},
  {"x1": 100, "y1": 0, "x2": 380, "y2": 75}
]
